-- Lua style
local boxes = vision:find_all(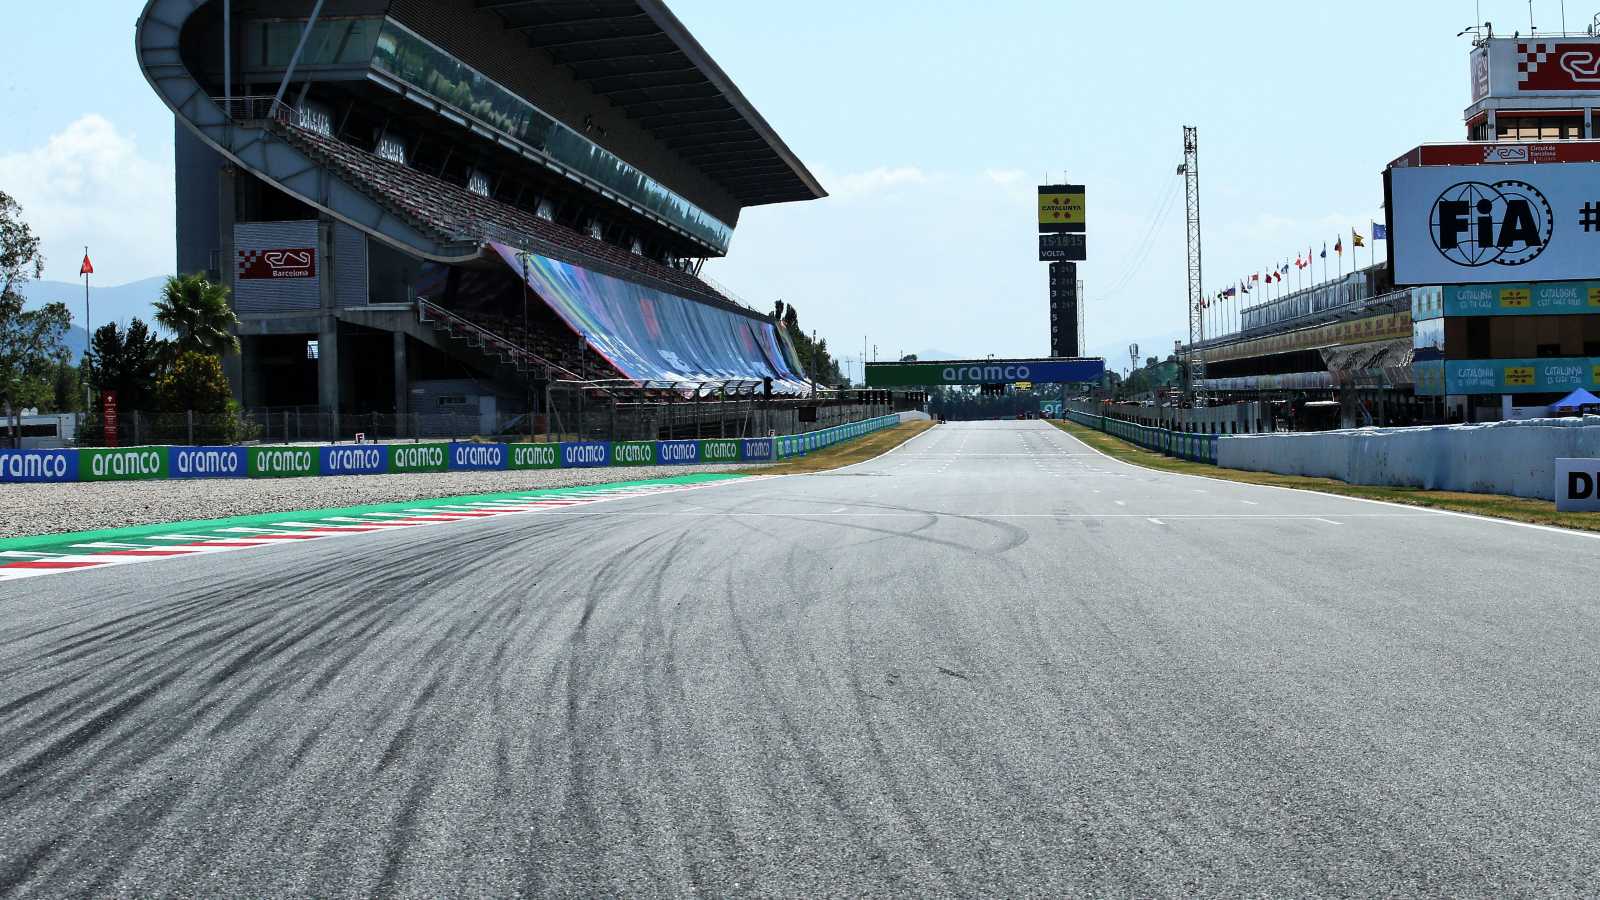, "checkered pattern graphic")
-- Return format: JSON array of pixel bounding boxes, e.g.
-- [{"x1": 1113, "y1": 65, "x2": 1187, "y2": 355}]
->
[
  {"x1": 1515, "y1": 43, "x2": 1552, "y2": 85},
  {"x1": 1514, "y1": 41, "x2": 1600, "y2": 90}
]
